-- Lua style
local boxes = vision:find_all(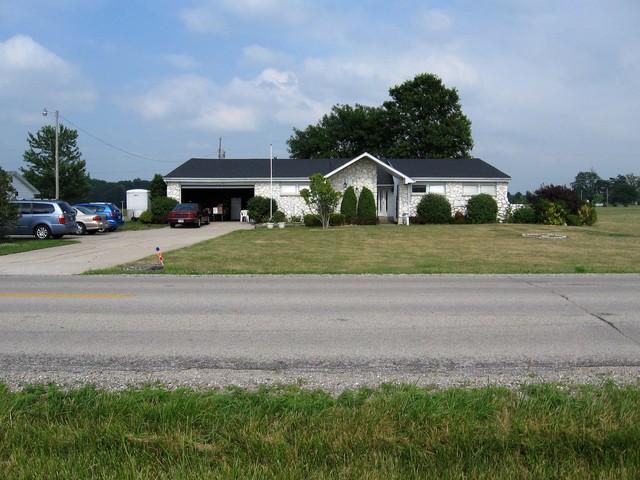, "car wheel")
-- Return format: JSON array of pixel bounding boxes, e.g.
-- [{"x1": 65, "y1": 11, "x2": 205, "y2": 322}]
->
[
  {"x1": 76, "y1": 222, "x2": 87, "y2": 235},
  {"x1": 170, "y1": 223, "x2": 176, "y2": 228},
  {"x1": 34, "y1": 224, "x2": 52, "y2": 240},
  {"x1": 195, "y1": 217, "x2": 201, "y2": 228}
]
